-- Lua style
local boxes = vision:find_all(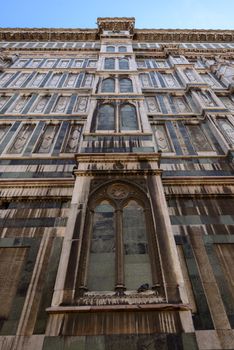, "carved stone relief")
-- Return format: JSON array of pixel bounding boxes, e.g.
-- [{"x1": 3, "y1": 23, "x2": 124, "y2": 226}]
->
[
  {"x1": 155, "y1": 60, "x2": 168, "y2": 68},
  {"x1": 107, "y1": 183, "x2": 129, "y2": 199},
  {"x1": 64, "y1": 74, "x2": 78, "y2": 88},
  {"x1": 11, "y1": 73, "x2": 30, "y2": 87},
  {"x1": 12, "y1": 59, "x2": 28, "y2": 68},
  {"x1": 184, "y1": 69, "x2": 197, "y2": 82},
  {"x1": 87, "y1": 60, "x2": 97, "y2": 68},
  {"x1": 9, "y1": 96, "x2": 30, "y2": 113},
  {"x1": 30, "y1": 73, "x2": 46, "y2": 87},
  {"x1": 136, "y1": 60, "x2": 146, "y2": 68},
  {"x1": 140, "y1": 73, "x2": 151, "y2": 88},
  {"x1": 73, "y1": 96, "x2": 88, "y2": 113},
  {"x1": 8, "y1": 124, "x2": 34, "y2": 154},
  {"x1": 0, "y1": 73, "x2": 14, "y2": 87},
  {"x1": 72, "y1": 60, "x2": 83, "y2": 68},
  {"x1": 58, "y1": 59, "x2": 70, "y2": 68},
  {"x1": 197, "y1": 90, "x2": 216, "y2": 107},
  {"x1": 47, "y1": 74, "x2": 62, "y2": 87},
  {"x1": 218, "y1": 65, "x2": 234, "y2": 82},
  {"x1": 145, "y1": 97, "x2": 160, "y2": 113},
  {"x1": 63, "y1": 124, "x2": 82, "y2": 153},
  {"x1": 27, "y1": 59, "x2": 42, "y2": 68},
  {"x1": 163, "y1": 74, "x2": 177, "y2": 88},
  {"x1": 201, "y1": 74, "x2": 220, "y2": 88},
  {"x1": 42, "y1": 59, "x2": 56, "y2": 68},
  {"x1": 220, "y1": 97, "x2": 234, "y2": 112},
  {"x1": 154, "y1": 125, "x2": 171, "y2": 152},
  {"x1": 31, "y1": 95, "x2": 50, "y2": 113},
  {"x1": 0, "y1": 124, "x2": 11, "y2": 142},
  {"x1": 52, "y1": 96, "x2": 70, "y2": 113},
  {"x1": 0, "y1": 96, "x2": 10, "y2": 110},
  {"x1": 83, "y1": 74, "x2": 94, "y2": 88},
  {"x1": 173, "y1": 97, "x2": 191, "y2": 113},
  {"x1": 218, "y1": 120, "x2": 234, "y2": 144},
  {"x1": 35, "y1": 124, "x2": 59, "y2": 153}
]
